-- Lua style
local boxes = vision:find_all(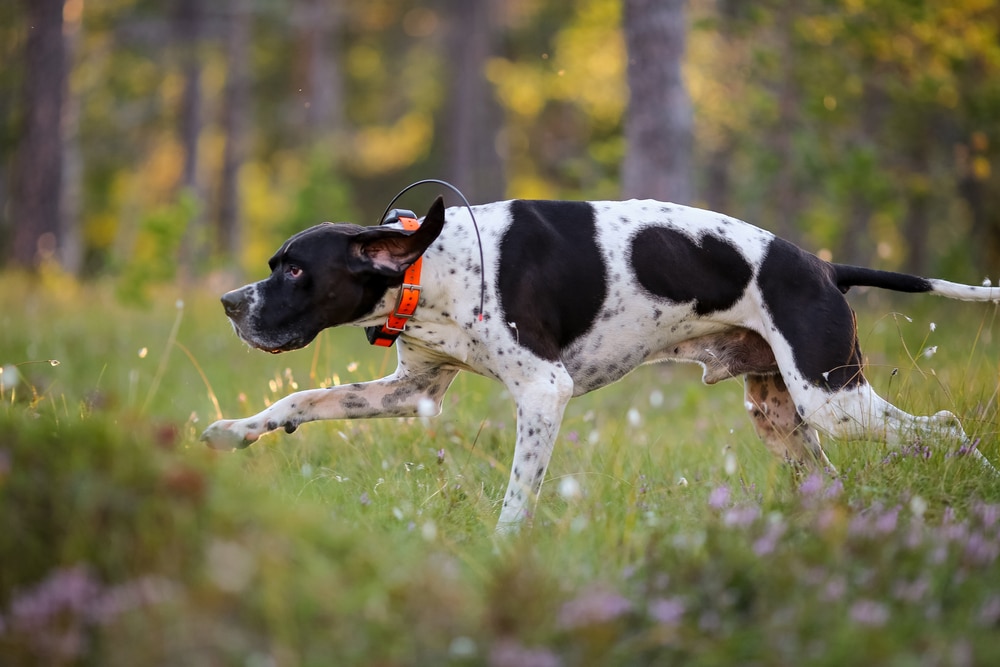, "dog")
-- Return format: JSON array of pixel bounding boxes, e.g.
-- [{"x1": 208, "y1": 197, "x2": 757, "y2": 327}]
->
[{"x1": 201, "y1": 196, "x2": 998, "y2": 531}]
